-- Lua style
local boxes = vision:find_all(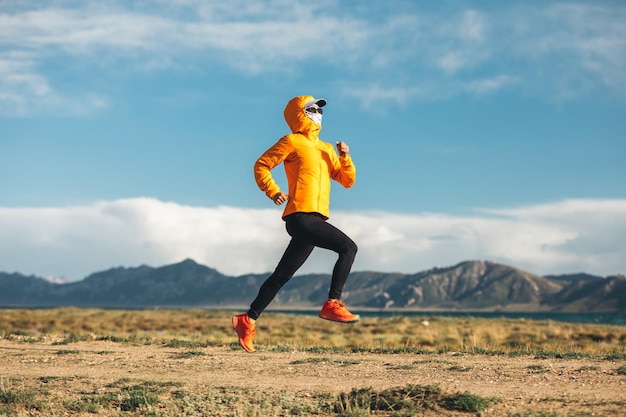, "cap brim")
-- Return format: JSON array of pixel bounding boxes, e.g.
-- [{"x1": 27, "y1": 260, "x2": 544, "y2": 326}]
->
[{"x1": 304, "y1": 98, "x2": 327, "y2": 108}]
